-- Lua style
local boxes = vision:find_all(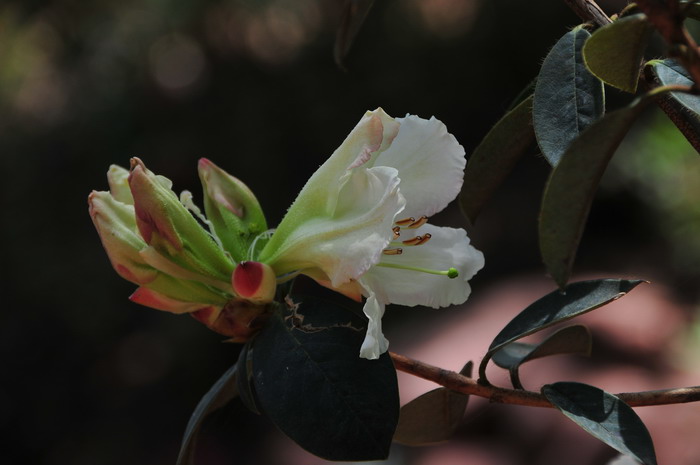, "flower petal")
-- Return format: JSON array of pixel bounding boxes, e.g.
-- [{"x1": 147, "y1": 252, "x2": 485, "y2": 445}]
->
[
  {"x1": 358, "y1": 284, "x2": 390, "y2": 360},
  {"x1": 301, "y1": 268, "x2": 364, "y2": 302},
  {"x1": 130, "y1": 287, "x2": 218, "y2": 314},
  {"x1": 259, "y1": 109, "x2": 400, "y2": 262},
  {"x1": 374, "y1": 115, "x2": 466, "y2": 219},
  {"x1": 88, "y1": 190, "x2": 157, "y2": 285},
  {"x1": 107, "y1": 165, "x2": 134, "y2": 205},
  {"x1": 139, "y1": 246, "x2": 233, "y2": 294},
  {"x1": 361, "y1": 224, "x2": 484, "y2": 308},
  {"x1": 261, "y1": 165, "x2": 405, "y2": 287}
]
